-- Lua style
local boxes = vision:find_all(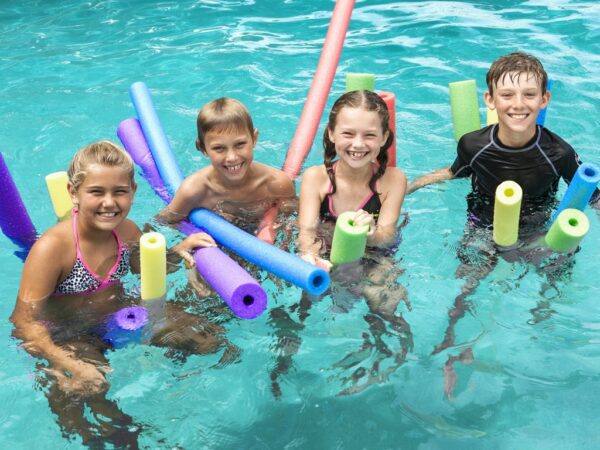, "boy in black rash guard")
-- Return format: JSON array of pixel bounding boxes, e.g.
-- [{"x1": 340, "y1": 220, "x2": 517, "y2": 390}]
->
[{"x1": 408, "y1": 52, "x2": 600, "y2": 358}]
